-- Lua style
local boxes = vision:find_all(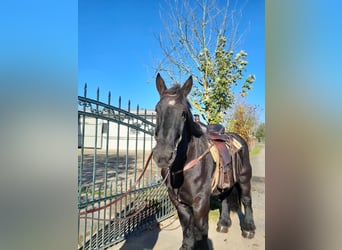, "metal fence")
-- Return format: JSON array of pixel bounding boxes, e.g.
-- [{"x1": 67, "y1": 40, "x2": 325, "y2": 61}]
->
[{"x1": 78, "y1": 84, "x2": 175, "y2": 250}]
